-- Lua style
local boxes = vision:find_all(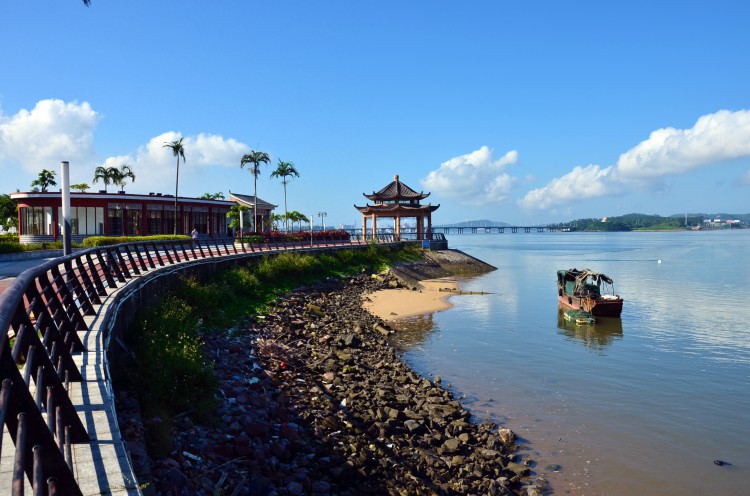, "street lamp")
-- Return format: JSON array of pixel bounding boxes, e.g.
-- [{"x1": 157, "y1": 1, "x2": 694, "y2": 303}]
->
[{"x1": 318, "y1": 211, "x2": 327, "y2": 231}]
